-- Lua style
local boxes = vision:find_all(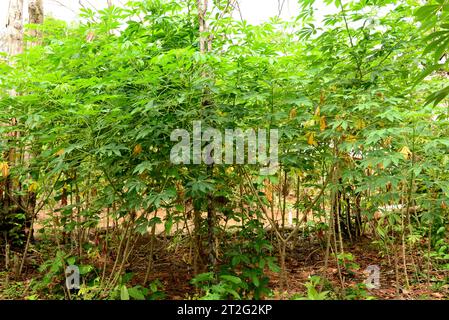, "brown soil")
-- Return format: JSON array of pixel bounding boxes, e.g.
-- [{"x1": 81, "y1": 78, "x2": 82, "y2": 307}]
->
[{"x1": 122, "y1": 235, "x2": 449, "y2": 300}]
